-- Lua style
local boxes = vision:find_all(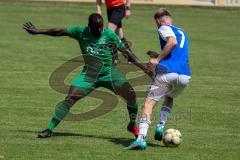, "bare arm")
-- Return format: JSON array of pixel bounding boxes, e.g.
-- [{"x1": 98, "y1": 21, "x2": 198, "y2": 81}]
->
[
  {"x1": 96, "y1": 0, "x2": 102, "y2": 15},
  {"x1": 146, "y1": 51, "x2": 159, "y2": 58},
  {"x1": 23, "y1": 22, "x2": 67, "y2": 36},
  {"x1": 148, "y1": 36, "x2": 177, "y2": 65},
  {"x1": 119, "y1": 48, "x2": 154, "y2": 80},
  {"x1": 156, "y1": 36, "x2": 177, "y2": 62}
]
